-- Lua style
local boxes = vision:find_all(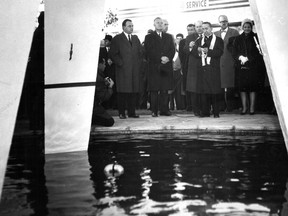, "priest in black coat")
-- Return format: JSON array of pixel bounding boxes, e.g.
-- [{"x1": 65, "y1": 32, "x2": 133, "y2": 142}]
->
[{"x1": 191, "y1": 22, "x2": 224, "y2": 118}]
